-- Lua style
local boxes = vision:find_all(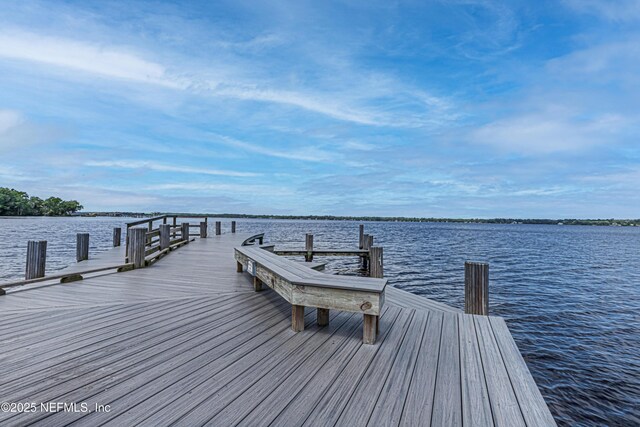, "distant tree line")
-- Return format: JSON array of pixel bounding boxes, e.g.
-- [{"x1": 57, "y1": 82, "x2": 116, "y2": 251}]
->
[
  {"x1": 76, "y1": 211, "x2": 638, "y2": 227},
  {"x1": 0, "y1": 188, "x2": 83, "y2": 216}
]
